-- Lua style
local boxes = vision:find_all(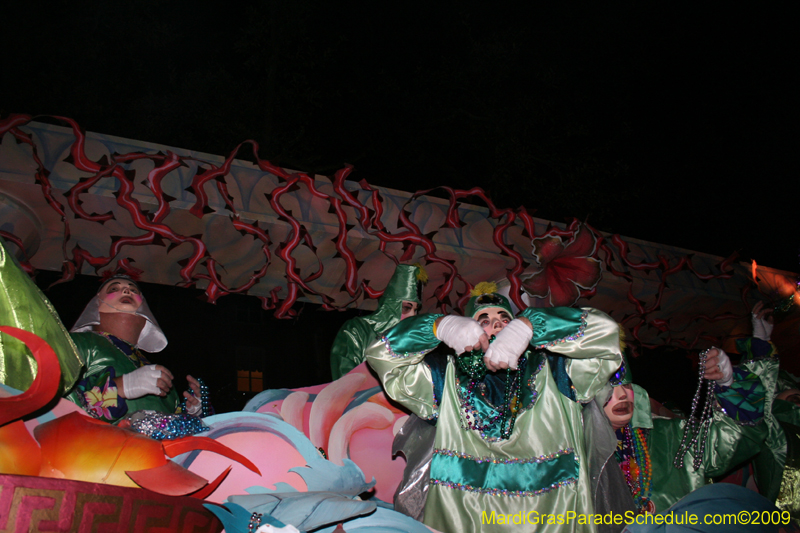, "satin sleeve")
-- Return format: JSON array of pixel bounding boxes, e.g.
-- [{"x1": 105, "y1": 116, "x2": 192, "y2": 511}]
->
[
  {"x1": 702, "y1": 359, "x2": 774, "y2": 479},
  {"x1": 329, "y1": 318, "x2": 376, "y2": 380},
  {"x1": 365, "y1": 313, "x2": 442, "y2": 420},
  {"x1": 736, "y1": 346, "x2": 786, "y2": 502},
  {"x1": 703, "y1": 410, "x2": 769, "y2": 478},
  {"x1": 520, "y1": 306, "x2": 622, "y2": 401}
]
